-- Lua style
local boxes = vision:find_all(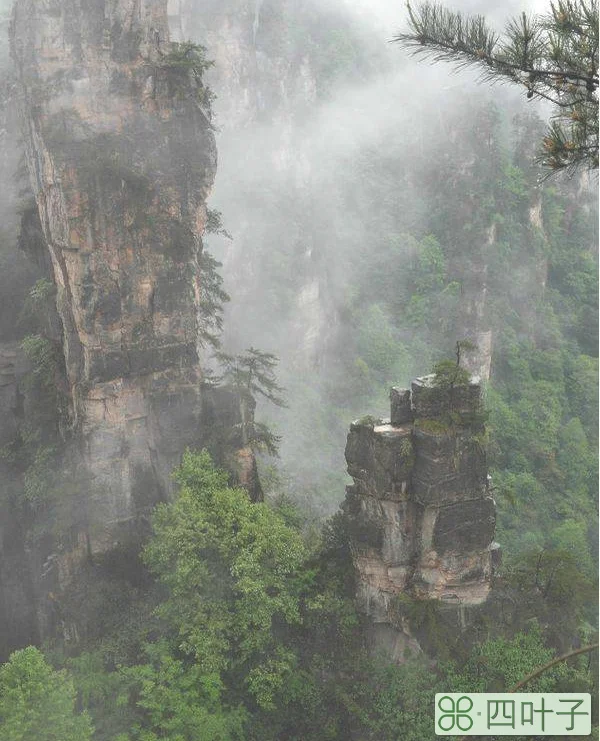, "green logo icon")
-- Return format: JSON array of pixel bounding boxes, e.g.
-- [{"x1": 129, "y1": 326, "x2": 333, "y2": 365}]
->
[{"x1": 437, "y1": 695, "x2": 474, "y2": 732}]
